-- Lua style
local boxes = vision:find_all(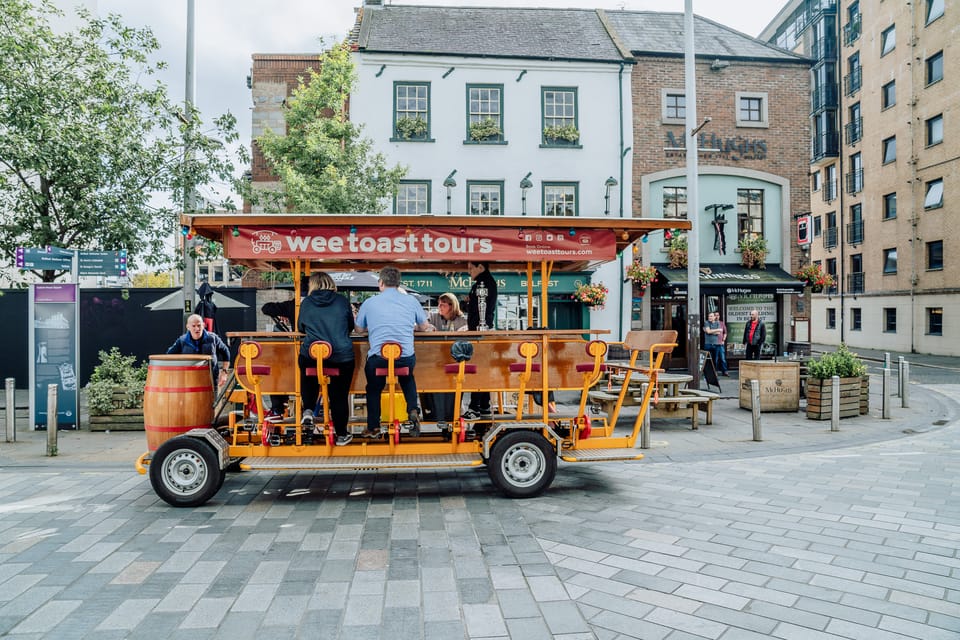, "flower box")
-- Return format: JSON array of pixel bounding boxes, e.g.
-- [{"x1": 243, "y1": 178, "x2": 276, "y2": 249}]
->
[{"x1": 806, "y1": 376, "x2": 864, "y2": 420}]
